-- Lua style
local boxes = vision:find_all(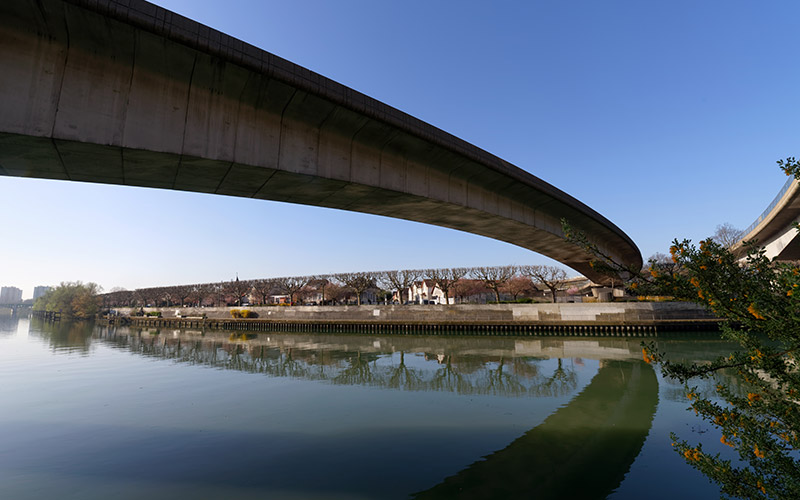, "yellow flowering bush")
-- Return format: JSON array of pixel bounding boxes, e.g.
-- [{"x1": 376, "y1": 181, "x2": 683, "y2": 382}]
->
[{"x1": 562, "y1": 159, "x2": 800, "y2": 498}]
